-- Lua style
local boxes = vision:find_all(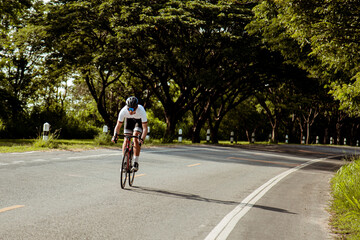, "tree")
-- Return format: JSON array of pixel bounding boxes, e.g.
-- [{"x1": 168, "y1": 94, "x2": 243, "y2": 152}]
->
[
  {"x1": 0, "y1": 0, "x2": 48, "y2": 137},
  {"x1": 109, "y1": 0, "x2": 257, "y2": 142},
  {"x1": 29, "y1": 0, "x2": 140, "y2": 130}
]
